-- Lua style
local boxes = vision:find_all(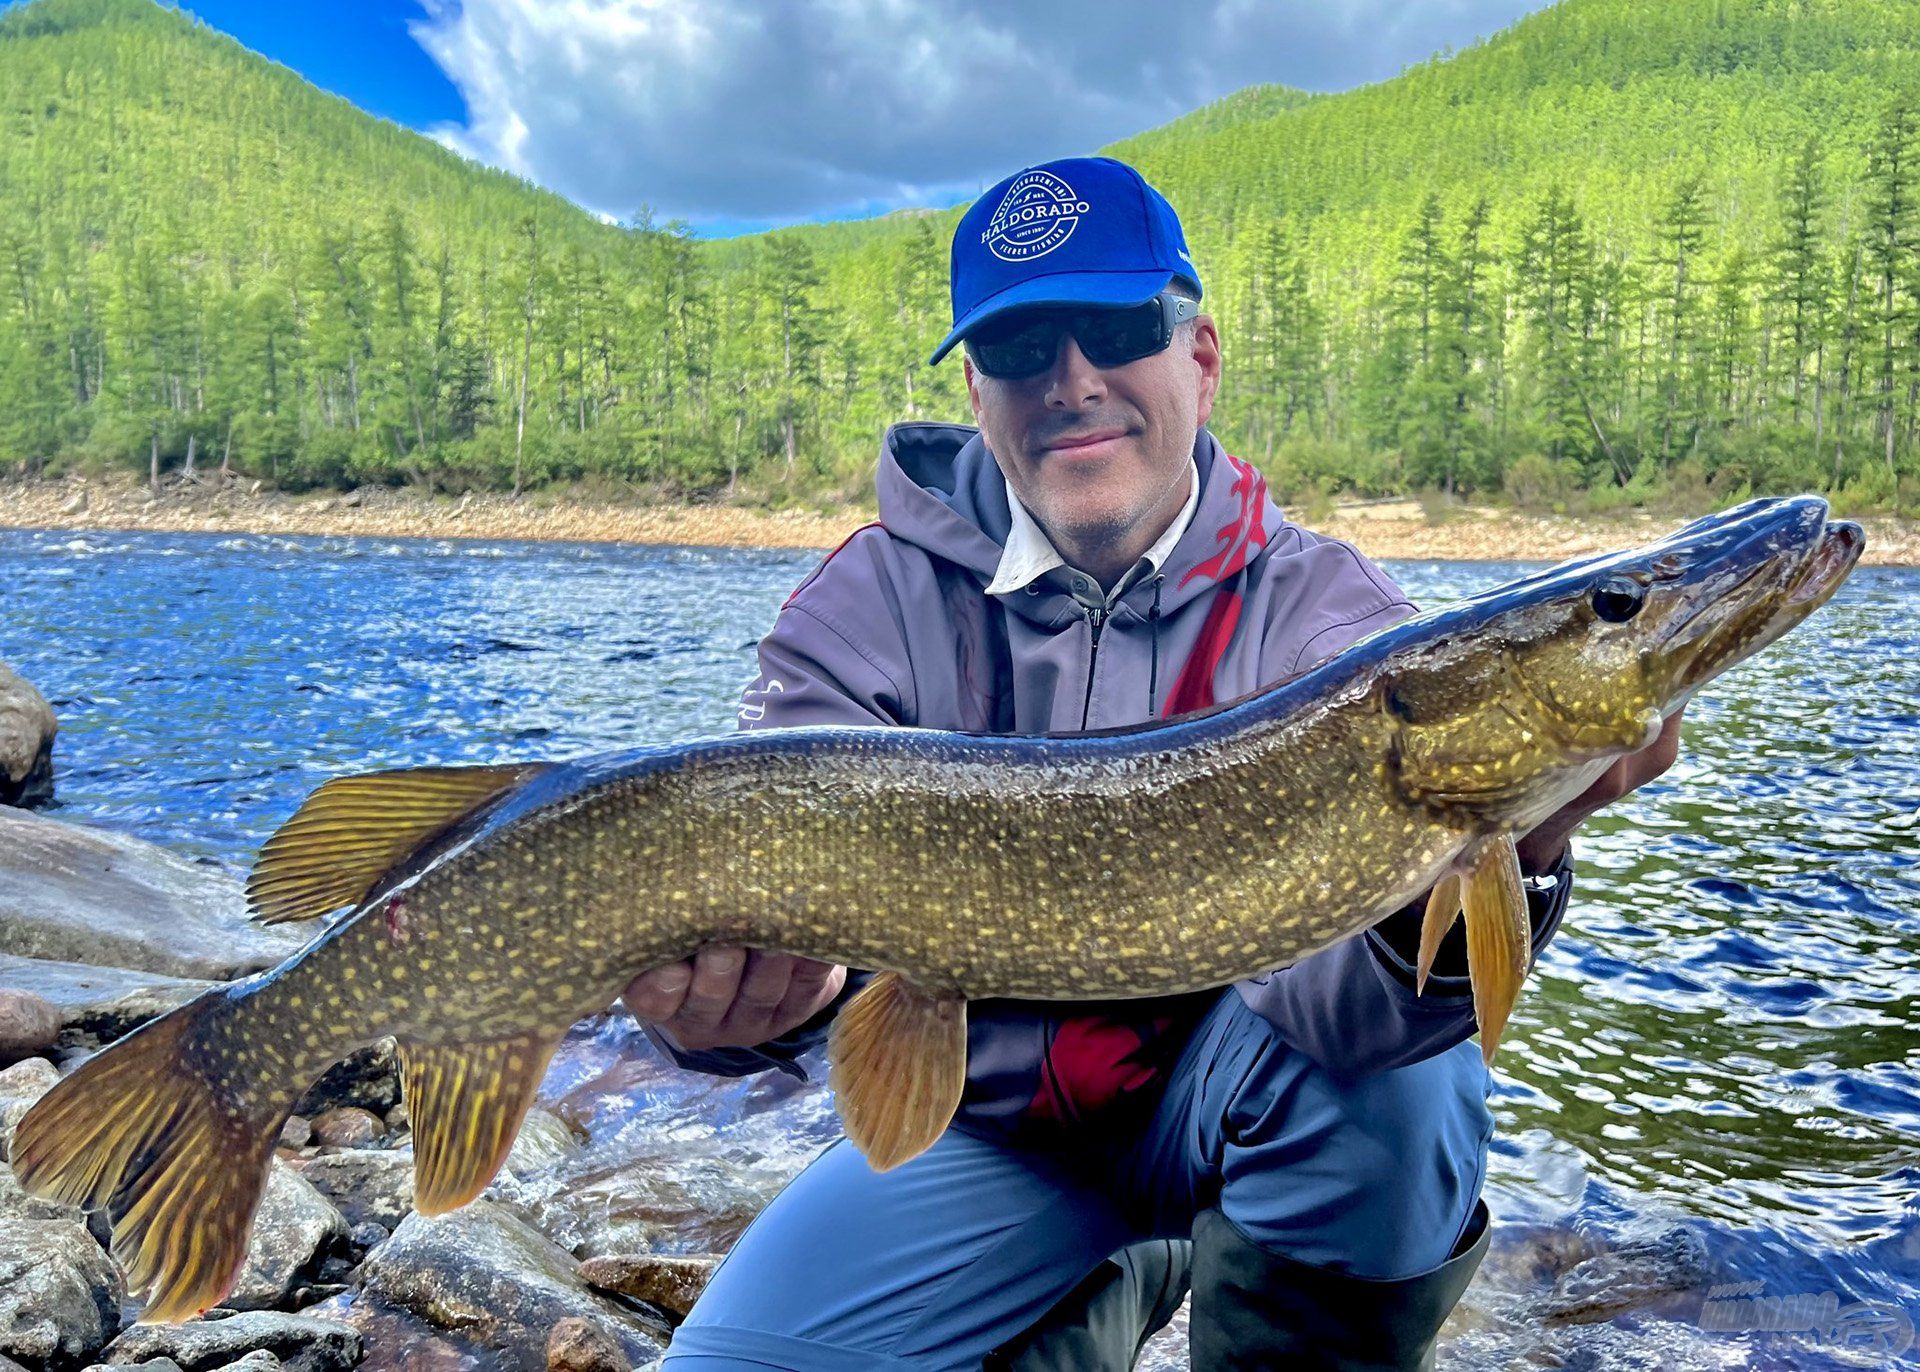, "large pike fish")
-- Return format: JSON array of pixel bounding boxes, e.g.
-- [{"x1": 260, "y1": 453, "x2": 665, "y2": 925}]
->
[{"x1": 14, "y1": 495, "x2": 1861, "y2": 1321}]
